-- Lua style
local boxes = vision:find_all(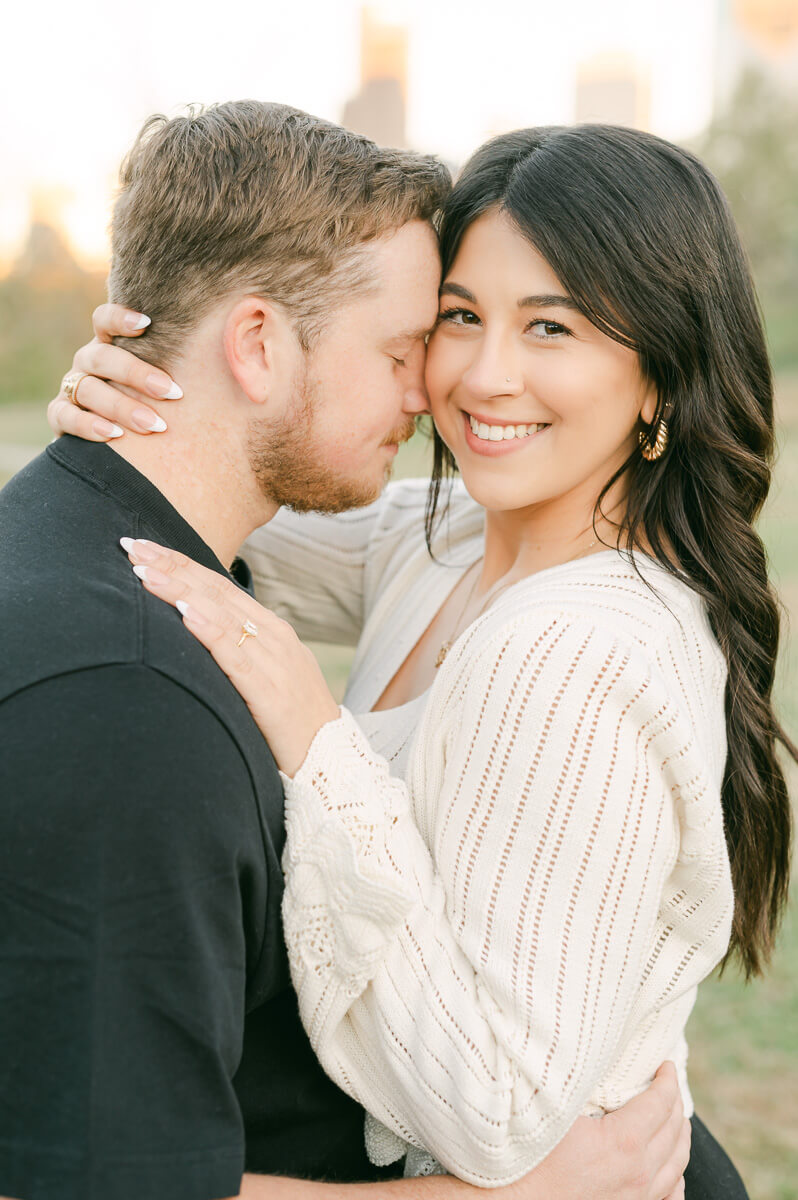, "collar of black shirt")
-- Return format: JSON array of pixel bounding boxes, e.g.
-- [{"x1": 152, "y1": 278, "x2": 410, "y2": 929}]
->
[{"x1": 48, "y1": 435, "x2": 255, "y2": 596}]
